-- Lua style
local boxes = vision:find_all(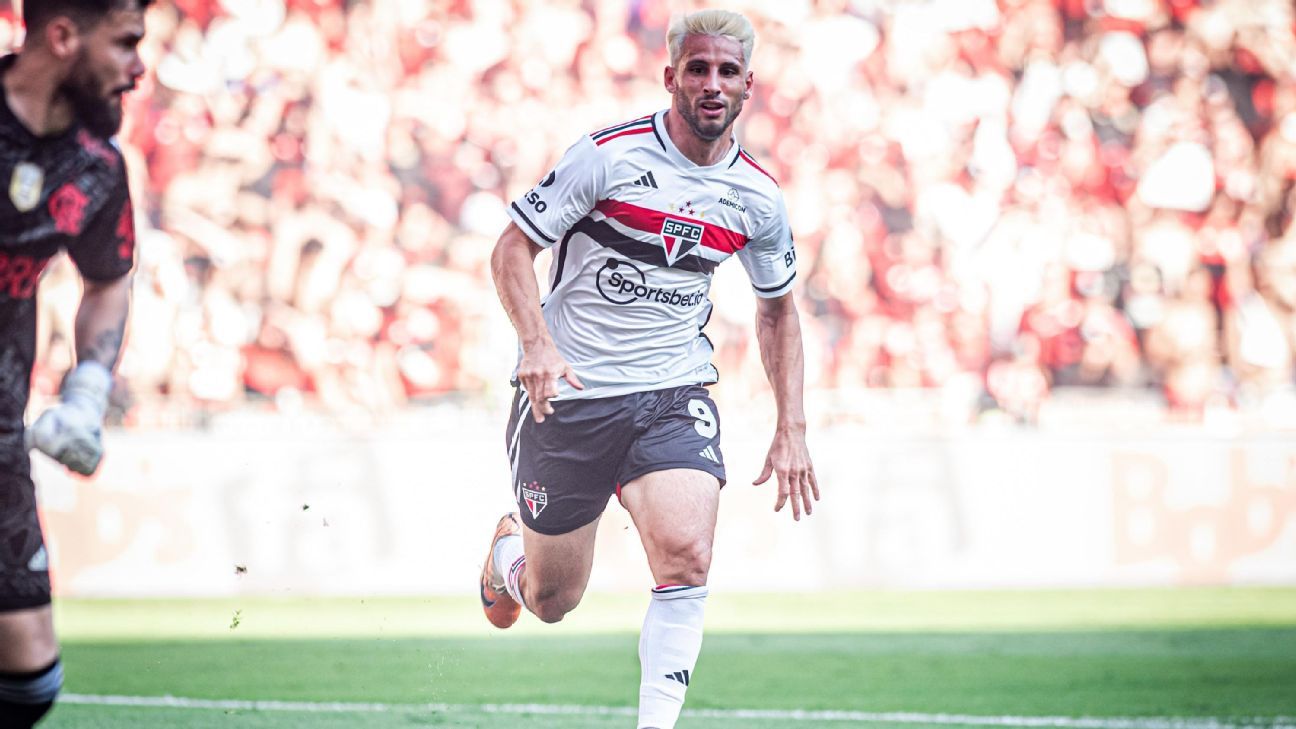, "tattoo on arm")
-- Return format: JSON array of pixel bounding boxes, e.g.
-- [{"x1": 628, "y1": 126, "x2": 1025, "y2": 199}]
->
[{"x1": 79, "y1": 324, "x2": 125, "y2": 370}]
